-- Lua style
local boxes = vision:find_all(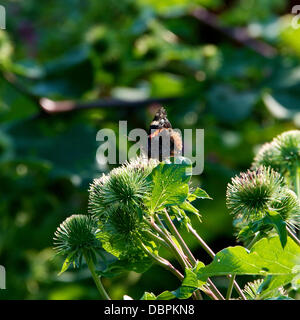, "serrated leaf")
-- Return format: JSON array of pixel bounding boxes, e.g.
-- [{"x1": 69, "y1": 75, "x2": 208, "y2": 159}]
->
[
  {"x1": 196, "y1": 236, "x2": 300, "y2": 281},
  {"x1": 58, "y1": 252, "x2": 76, "y2": 275},
  {"x1": 179, "y1": 201, "x2": 199, "y2": 214},
  {"x1": 177, "y1": 201, "x2": 202, "y2": 223},
  {"x1": 188, "y1": 188, "x2": 212, "y2": 201},
  {"x1": 141, "y1": 266, "x2": 206, "y2": 301},
  {"x1": 265, "y1": 210, "x2": 287, "y2": 249},
  {"x1": 291, "y1": 273, "x2": 300, "y2": 290},
  {"x1": 257, "y1": 275, "x2": 295, "y2": 299},
  {"x1": 145, "y1": 159, "x2": 192, "y2": 213},
  {"x1": 169, "y1": 206, "x2": 191, "y2": 232}
]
